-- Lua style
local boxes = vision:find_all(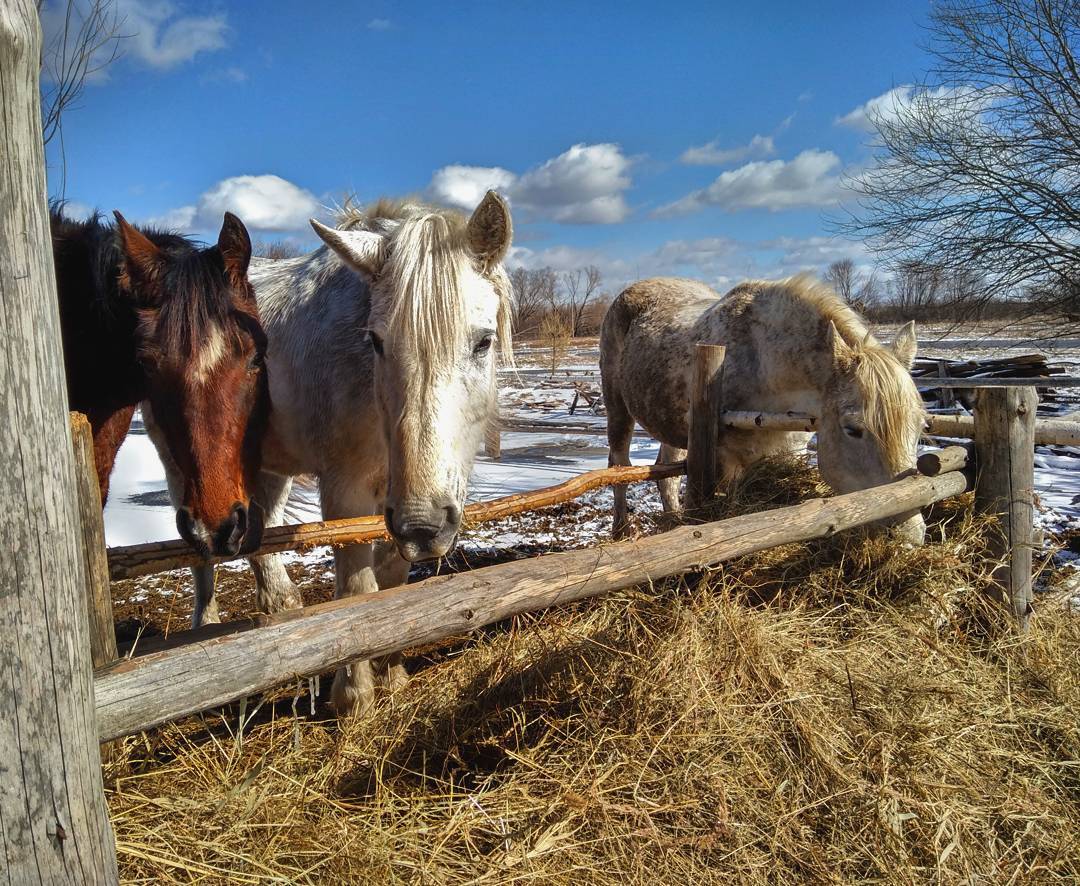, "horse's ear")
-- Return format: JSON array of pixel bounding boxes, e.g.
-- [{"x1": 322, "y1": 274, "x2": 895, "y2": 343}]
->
[
  {"x1": 114, "y1": 210, "x2": 163, "y2": 304},
  {"x1": 826, "y1": 320, "x2": 856, "y2": 368},
  {"x1": 217, "y1": 212, "x2": 251, "y2": 282},
  {"x1": 467, "y1": 190, "x2": 512, "y2": 268},
  {"x1": 310, "y1": 219, "x2": 385, "y2": 278},
  {"x1": 891, "y1": 320, "x2": 918, "y2": 369}
]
